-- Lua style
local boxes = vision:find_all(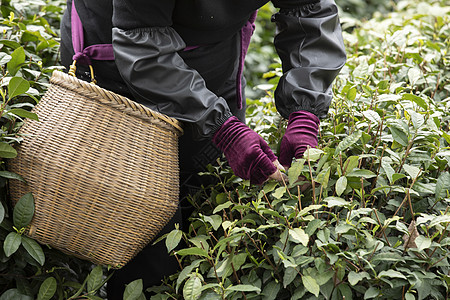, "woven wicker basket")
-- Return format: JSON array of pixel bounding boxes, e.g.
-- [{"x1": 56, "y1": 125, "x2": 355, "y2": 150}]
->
[{"x1": 8, "y1": 71, "x2": 183, "y2": 268}]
